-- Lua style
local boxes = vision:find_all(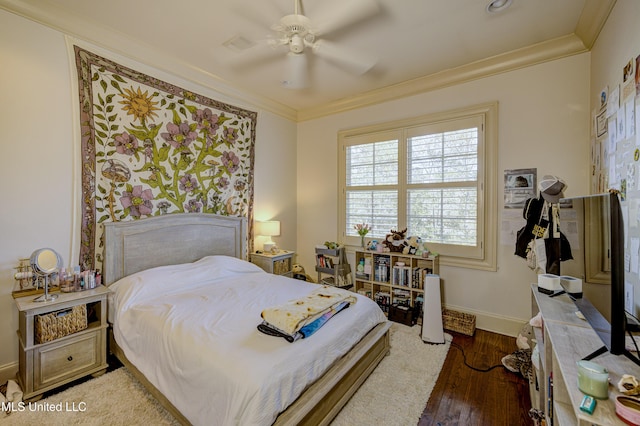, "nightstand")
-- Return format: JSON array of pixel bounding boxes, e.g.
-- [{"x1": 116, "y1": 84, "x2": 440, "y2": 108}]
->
[
  {"x1": 14, "y1": 286, "x2": 109, "y2": 400},
  {"x1": 250, "y1": 250, "x2": 295, "y2": 277}
]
